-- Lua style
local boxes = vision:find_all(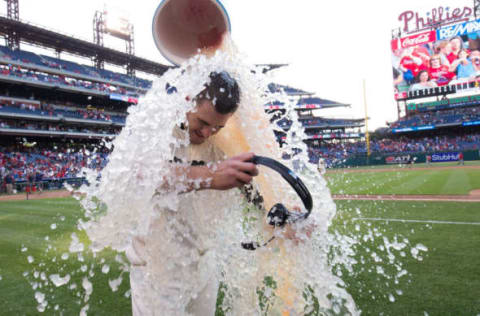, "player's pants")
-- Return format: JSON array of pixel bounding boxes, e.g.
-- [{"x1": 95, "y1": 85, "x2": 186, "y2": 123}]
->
[{"x1": 127, "y1": 245, "x2": 219, "y2": 316}]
